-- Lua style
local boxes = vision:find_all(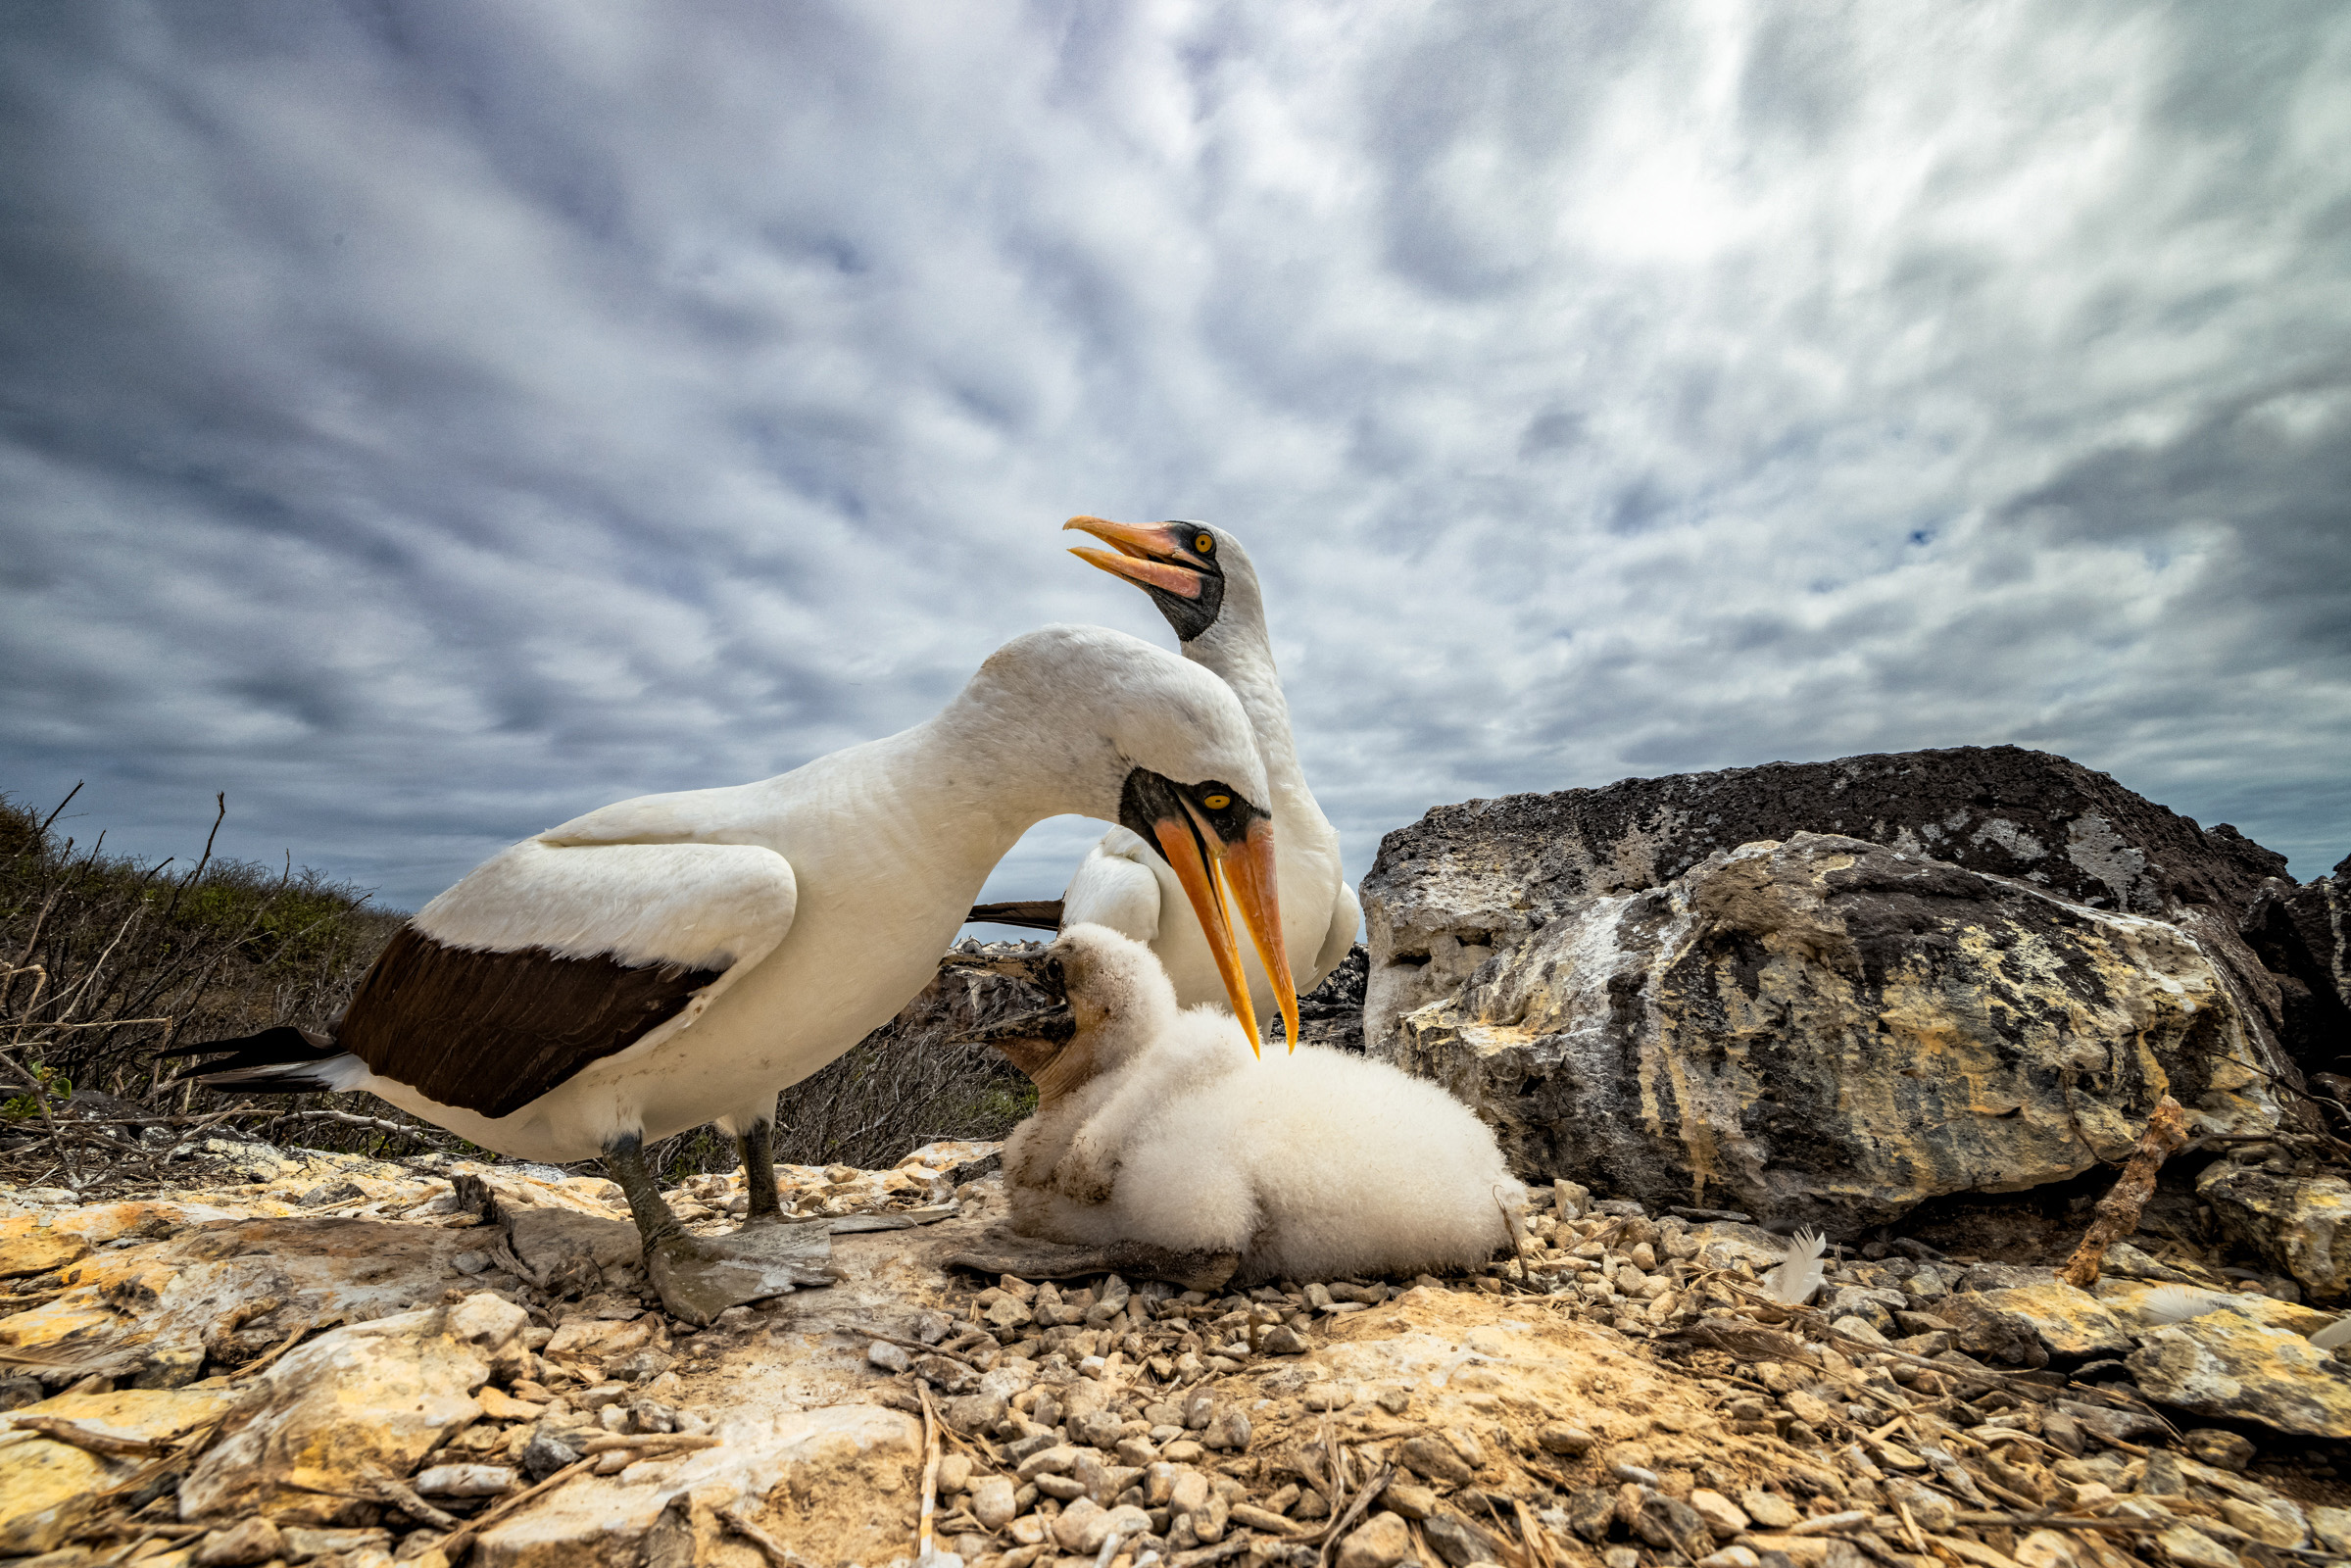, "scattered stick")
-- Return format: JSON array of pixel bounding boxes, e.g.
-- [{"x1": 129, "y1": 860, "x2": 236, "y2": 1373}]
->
[
  {"x1": 1513, "y1": 1496, "x2": 1557, "y2": 1568},
  {"x1": 1948, "y1": 1513, "x2": 2160, "y2": 1534},
  {"x1": 254, "y1": 1107, "x2": 431, "y2": 1139},
  {"x1": 722, "y1": 1504, "x2": 819, "y2": 1568},
  {"x1": 2060, "y1": 1097, "x2": 2189, "y2": 1288},
  {"x1": 230, "y1": 1319, "x2": 330, "y2": 1383},
  {"x1": 865, "y1": 1329, "x2": 983, "y2": 1368},
  {"x1": 5, "y1": 1416, "x2": 168, "y2": 1458},
  {"x1": 1306, "y1": 1457, "x2": 1392, "y2": 1568},
  {"x1": 368, "y1": 1475, "x2": 462, "y2": 1531},
  {"x1": 917, "y1": 1383, "x2": 942, "y2": 1565},
  {"x1": 438, "y1": 1456, "x2": 592, "y2": 1553},
  {"x1": 578, "y1": 1433, "x2": 722, "y2": 1455}
]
